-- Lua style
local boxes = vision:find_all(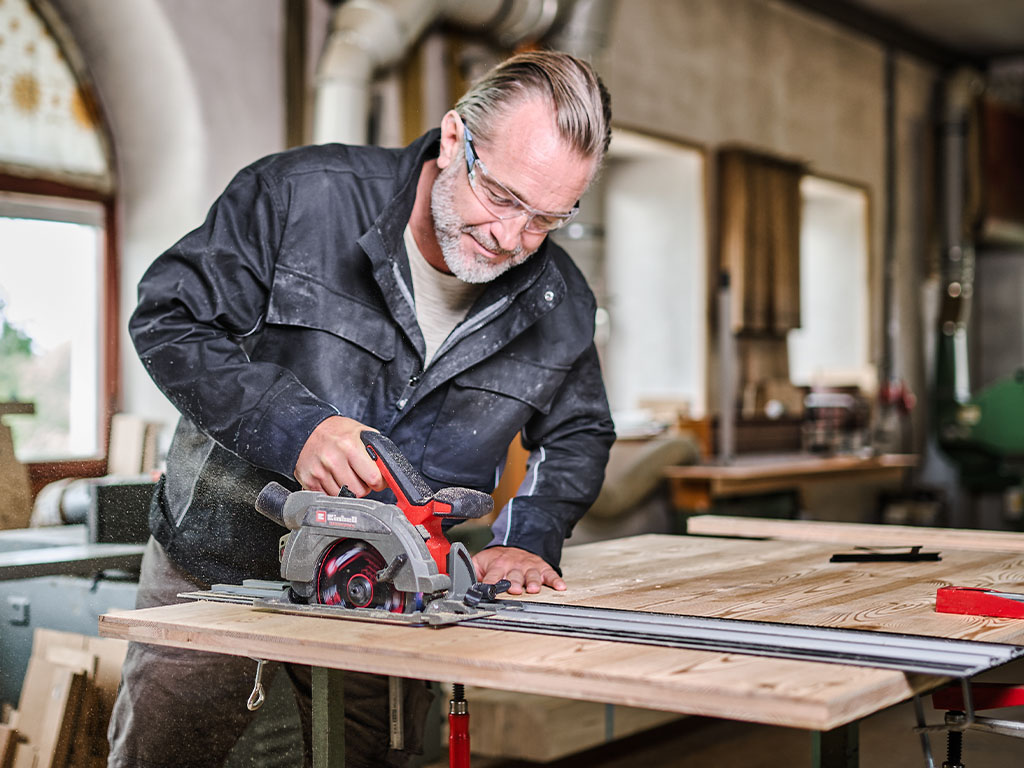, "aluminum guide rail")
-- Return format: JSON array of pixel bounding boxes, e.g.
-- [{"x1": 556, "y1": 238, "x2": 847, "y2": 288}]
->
[
  {"x1": 471, "y1": 600, "x2": 1024, "y2": 678},
  {"x1": 184, "y1": 583, "x2": 1024, "y2": 678}
]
